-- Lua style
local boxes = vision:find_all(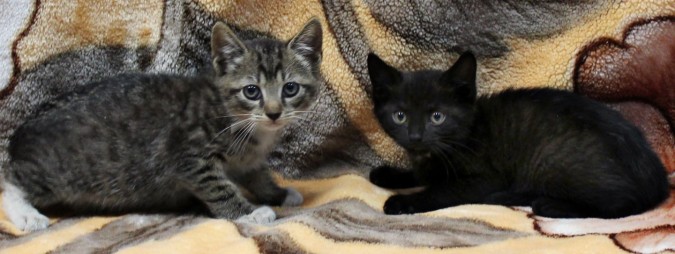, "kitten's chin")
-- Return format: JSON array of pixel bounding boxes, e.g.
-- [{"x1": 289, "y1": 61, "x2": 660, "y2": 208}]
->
[
  {"x1": 259, "y1": 121, "x2": 287, "y2": 131},
  {"x1": 409, "y1": 150, "x2": 433, "y2": 162}
]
